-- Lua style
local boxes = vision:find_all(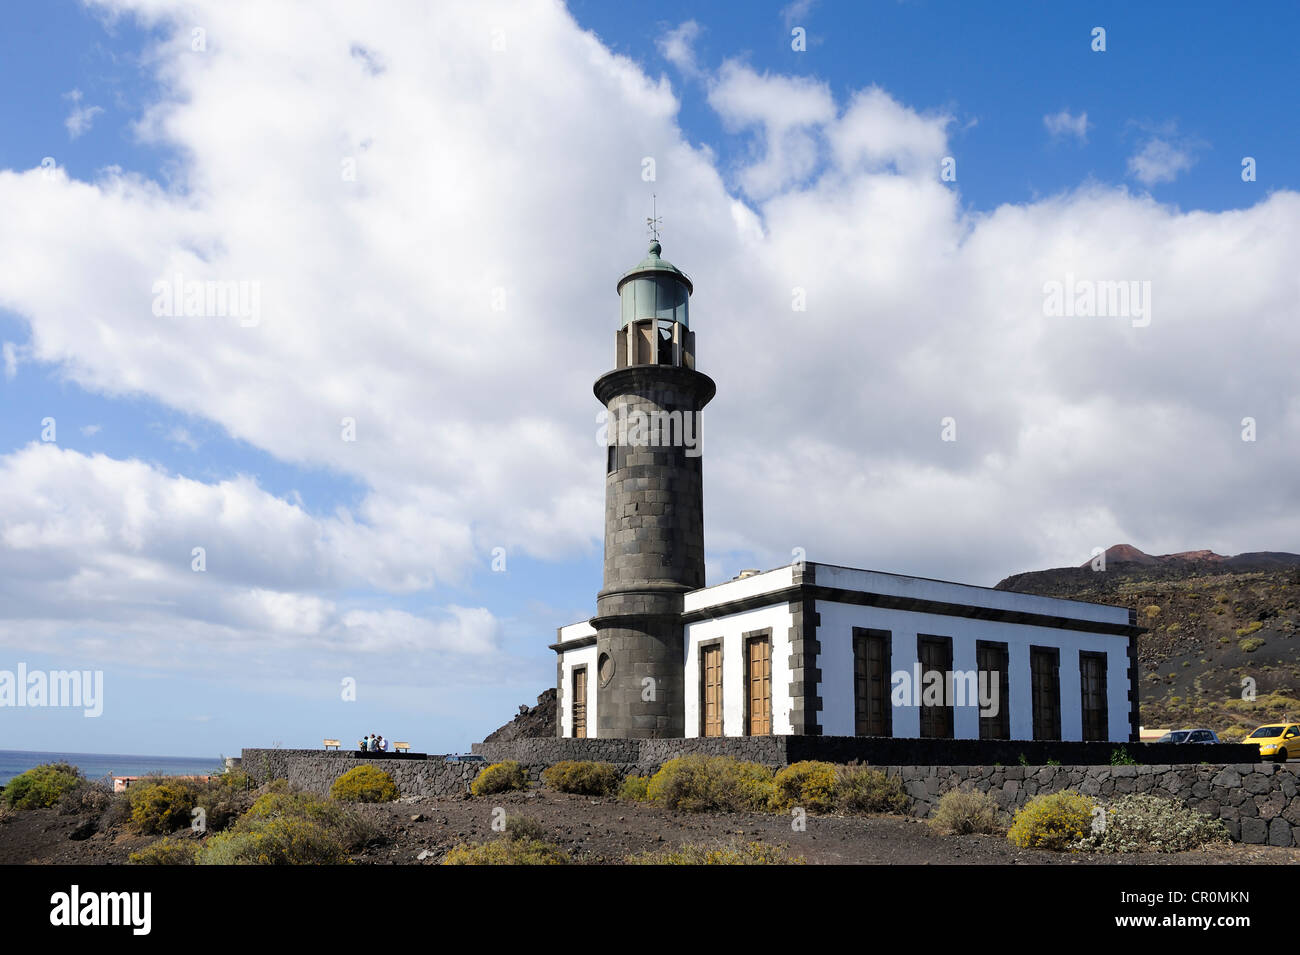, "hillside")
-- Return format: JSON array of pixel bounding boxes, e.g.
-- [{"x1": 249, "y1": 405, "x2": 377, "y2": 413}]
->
[{"x1": 996, "y1": 545, "x2": 1300, "y2": 739}]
